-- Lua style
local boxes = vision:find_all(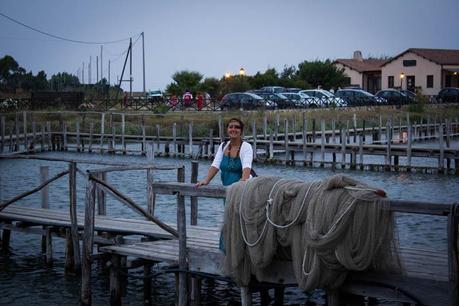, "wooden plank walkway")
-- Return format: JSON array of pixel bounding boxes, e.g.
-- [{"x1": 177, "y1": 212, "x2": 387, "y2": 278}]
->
[{"x1": 0, "y1": 205, "x2": 219, "y2": 241}]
